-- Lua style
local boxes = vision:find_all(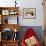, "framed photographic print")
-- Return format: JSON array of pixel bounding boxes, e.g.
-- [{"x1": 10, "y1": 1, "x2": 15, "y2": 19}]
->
[
  {"x1": 23, "y1": 8, "x2": 36, "y2": 19},
  {"x1": 2, "y1": 10, "x2": 9, "y2": 15}
]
